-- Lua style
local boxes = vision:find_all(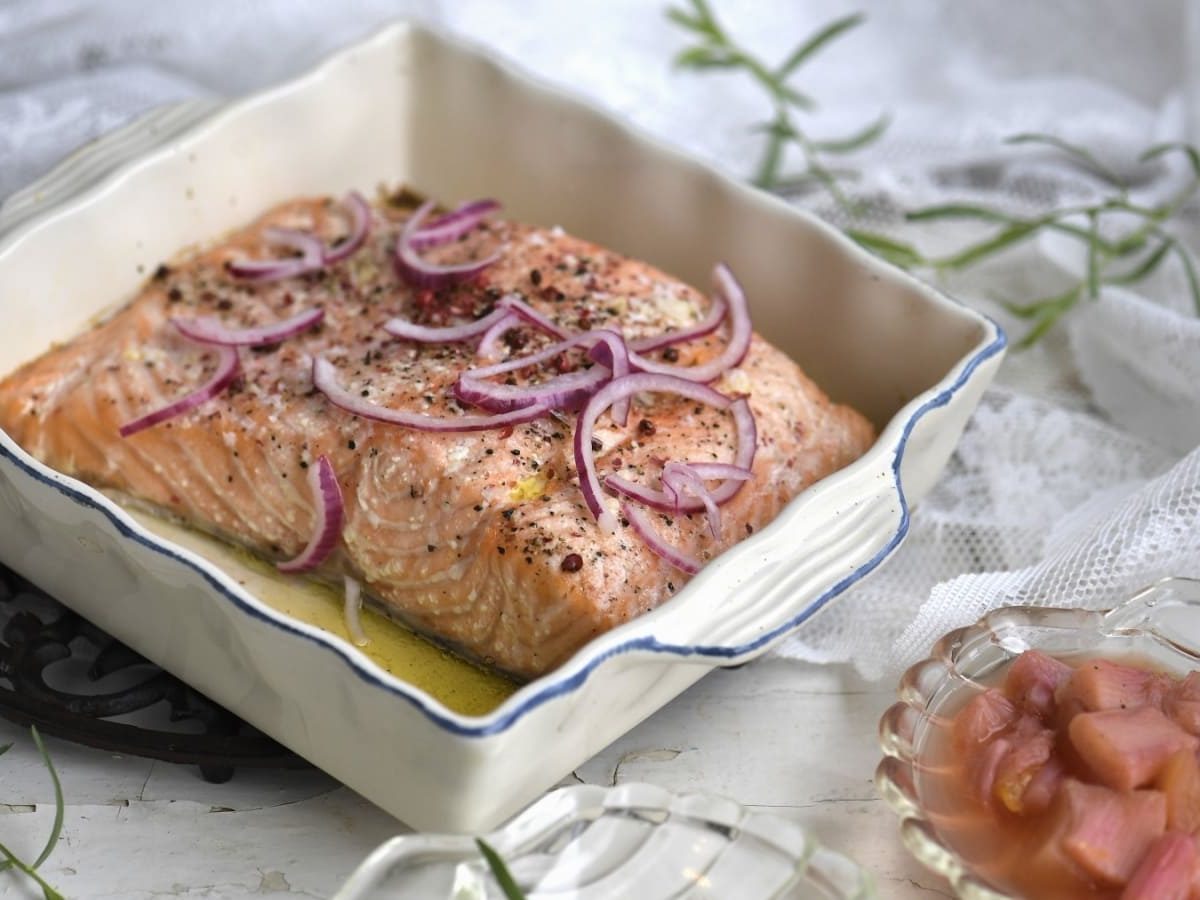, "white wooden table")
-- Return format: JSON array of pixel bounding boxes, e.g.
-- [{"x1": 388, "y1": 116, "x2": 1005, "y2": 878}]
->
[{"x1": 0, "y1": 657, "x2": 948, "y2": 899}]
